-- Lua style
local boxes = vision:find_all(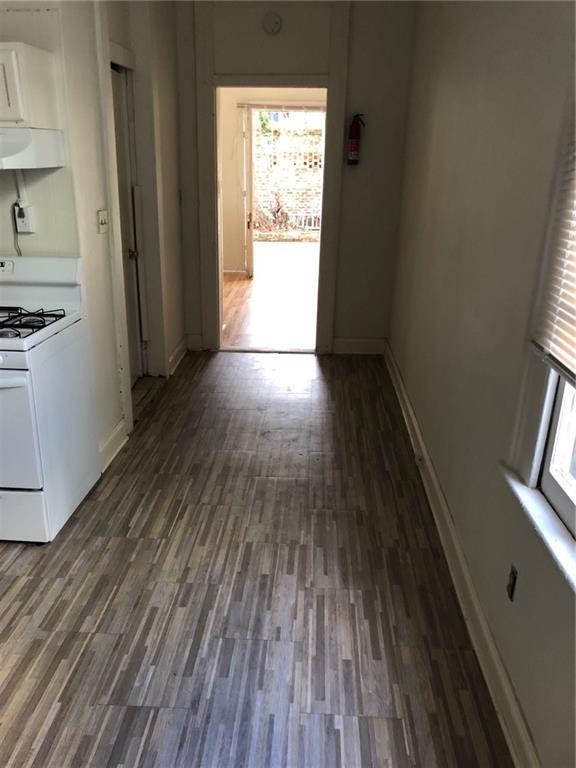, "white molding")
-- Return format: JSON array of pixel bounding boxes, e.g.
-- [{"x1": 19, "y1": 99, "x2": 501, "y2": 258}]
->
[
  {"x1": 315, "y1": 2, "x2": 350, "y2": 354},
  {"x1": 384, "y1": 342, "x2": 540, "y2": 768},
  {"x1": 186, "y1": 334, "x2": 203, "y2": 351},
  {"x1": 129, "y1": 2, "x2": 168, "y2": 376},
  {"x1": 501, "y1": 467, "x2": 576, "y2": 592},
  {"x1": 93, "y1": 3, "x2": 134, "y2": 434},
  {"x1": 213, "y1": 74, "x2": 329, "y2": 88},
  {"x1": 99, "y1": 418, "x2": 128, "y2": 472},
  {"x1": 193, "y1": 2, "x2": 350, "y2": 352},
  {"x1": 333, "y1": 337, "x2": 386, "y2": 355},
  {"x1": 194, "y1": 2, "x2": 219, "y2": 350},
  {"x1": 168, "y1": 337, "x2": 188, "y2": 375},
  {"x1": 109, "y1": 41, "x2": 134, "y2": 70}
]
